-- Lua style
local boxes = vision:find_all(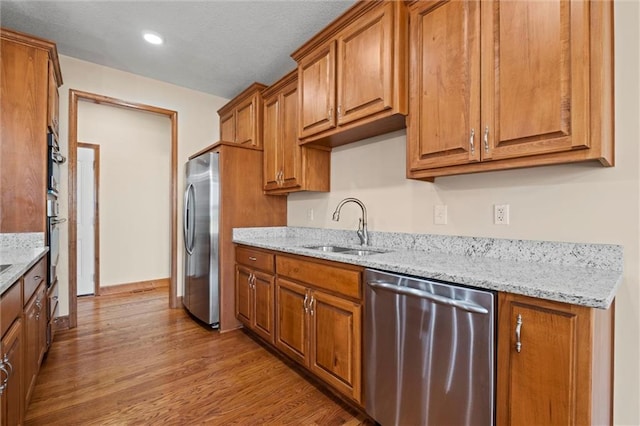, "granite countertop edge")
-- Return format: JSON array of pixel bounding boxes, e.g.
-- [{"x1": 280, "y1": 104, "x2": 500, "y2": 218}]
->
[
  {"x1": 232, "y1": 234, "x2": 622, "y2": 310},
  {"x1": 0, "y1": 247, "x2": 49, "y2": 296}
]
